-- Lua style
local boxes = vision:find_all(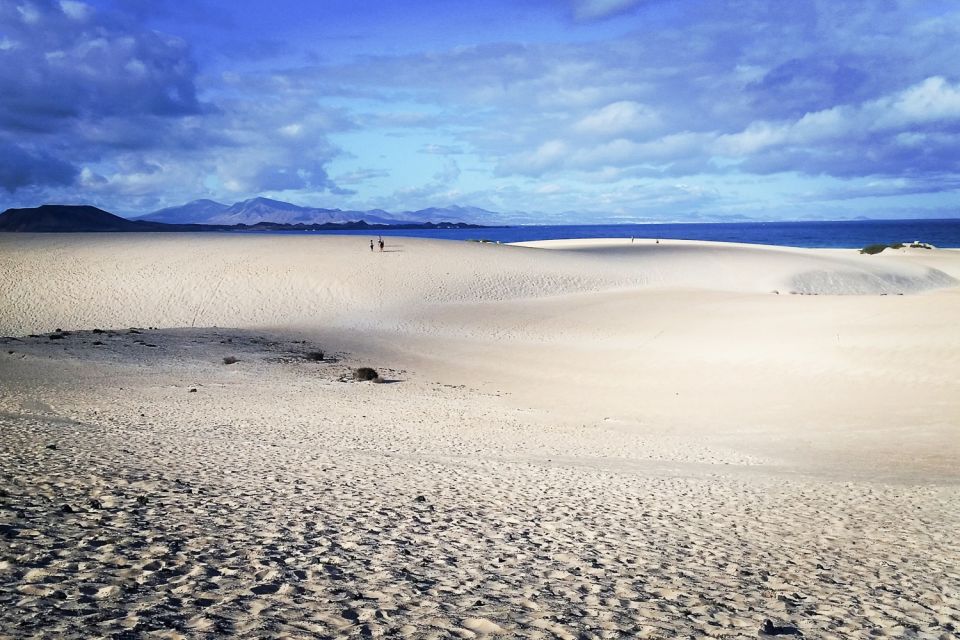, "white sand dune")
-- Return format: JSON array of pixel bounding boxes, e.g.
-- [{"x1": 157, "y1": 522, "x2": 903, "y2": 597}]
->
[
  {"x1": 0, "y1": 234, "x2": 955, "y2": 336},
  {"x1": 1, "y1": 233, "x2": 959, "y2": 638},
  {"x1": 517, "y1": 238, "x2": 958, "y2": 295}
]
